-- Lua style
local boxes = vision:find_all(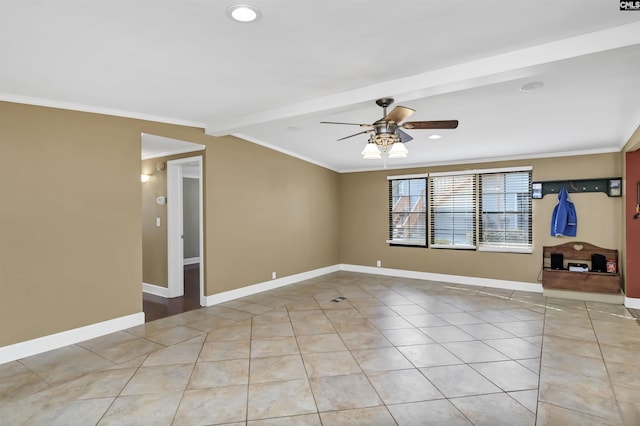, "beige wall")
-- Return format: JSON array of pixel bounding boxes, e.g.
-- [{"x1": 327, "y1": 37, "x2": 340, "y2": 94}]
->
[
  {"x1": 206, "y1": 136, "x2": 341, "y2": 294},
  {"x1": 0, "y1": 102, "x2": 341, "y2": 347},
  {"x1": 0, "y1": 103, "x2": 143, "y2": 346},
  {"x1": 339, "y1": 153, "x2": 622, "y2": 289}
]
